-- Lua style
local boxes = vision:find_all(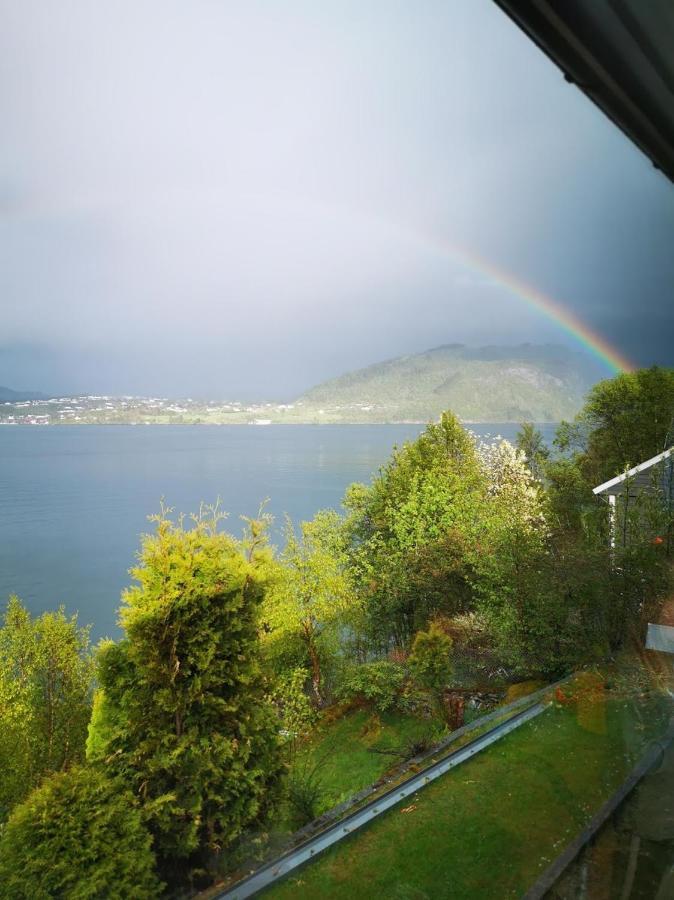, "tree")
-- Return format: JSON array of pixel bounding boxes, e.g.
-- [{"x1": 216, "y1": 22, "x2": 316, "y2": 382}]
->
[
  {"x1": 515, "y1": 421, "x2": 549, "y2": 480},
  {"x1": 344, "y1": 413, "x2": 485, "y2": 651},
  {"x1": 262, "y1": 511, "x2": 355, "y2": 705},
  {"x1": 469, "y1": 441, "x2": 583, "y2": 676},
  {"x1": 0, "y1": 596, "x2": 94, "y2": 821},
  {"x1": 545, "y1": 368, "x2": 674, "y2": 642},
  {"x1": 0, "y1": 766, "x2": 161, "y2": 899},
  {"x1": 87, "y1": 506, "x2": 283, "y2": 878},
  {"x1": 477, "y1": 438, "x2": 546, "y2": 530},
  {"x1": 555, "y1": 366, "x2": 674, "y2": 486}
]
